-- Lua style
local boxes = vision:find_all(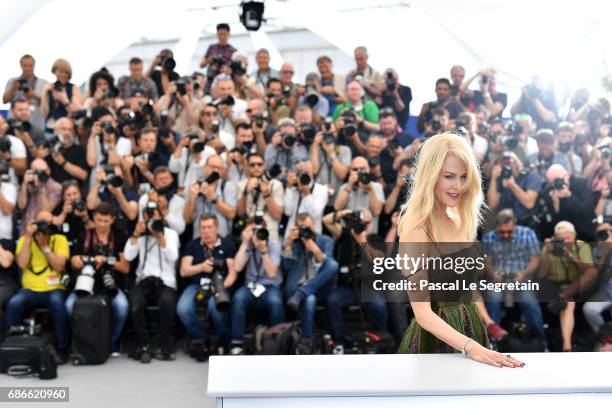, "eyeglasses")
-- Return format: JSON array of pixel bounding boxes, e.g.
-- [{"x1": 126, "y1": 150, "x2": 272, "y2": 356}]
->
[
  {"x1": 249, "y1": 162, "x2": 264, "y2": 168},
  {"x1": 204, "y1": 111, "x2": 216, "y2": 116}
]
